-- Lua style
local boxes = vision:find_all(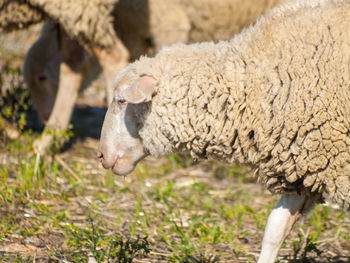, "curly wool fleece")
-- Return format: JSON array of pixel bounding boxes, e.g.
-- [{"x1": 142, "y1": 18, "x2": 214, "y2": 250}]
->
[
  {"x1": 0, "y1": 0, "x2": 118, "y2": 49},
  {"x1": 123, "y1": 0, "x2": 350, "y2": 209},
  {"x1": 0, "y1": 0, "x2": 44, "y2": 31},
  {"x1": 1, "y1": 0, "x2": 283, "y2": 56}
]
